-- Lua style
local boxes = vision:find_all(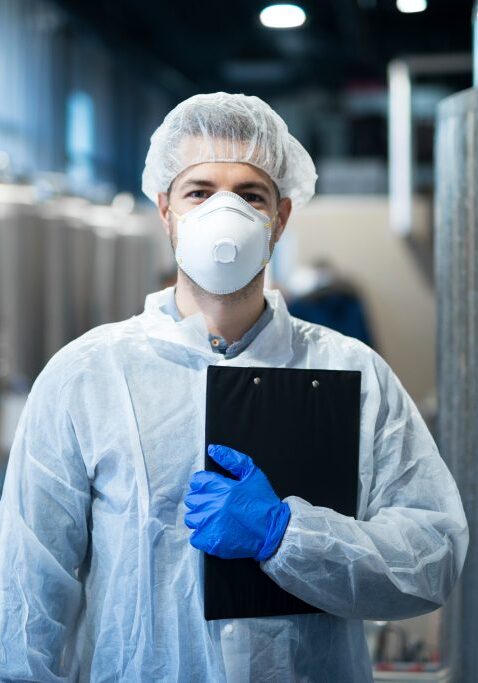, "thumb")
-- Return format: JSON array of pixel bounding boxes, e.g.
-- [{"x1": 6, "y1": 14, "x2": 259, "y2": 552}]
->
[{"x1": 207, "y1": 444, "x2": 255, "y2": 480}]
